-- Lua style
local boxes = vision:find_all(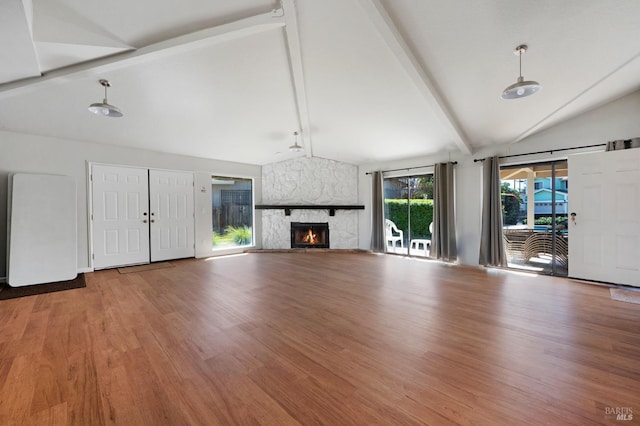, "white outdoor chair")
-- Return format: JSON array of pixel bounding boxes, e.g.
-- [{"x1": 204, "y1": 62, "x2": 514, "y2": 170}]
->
[{"x1": 385, "y1": 219, "x2": 404, "y2": 251}]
